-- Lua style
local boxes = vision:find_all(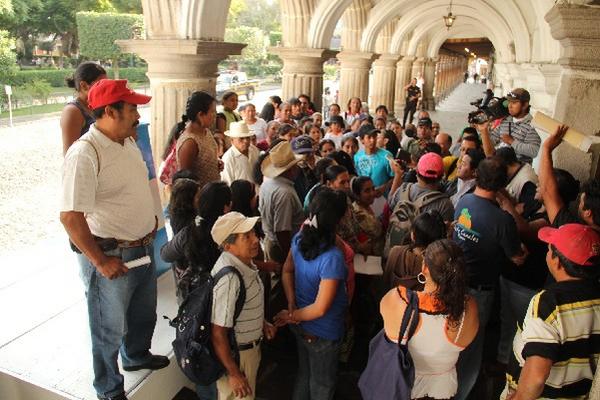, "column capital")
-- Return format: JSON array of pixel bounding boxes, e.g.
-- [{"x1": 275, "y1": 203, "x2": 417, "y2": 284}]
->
[
  {"x1": 117, "y1": 39, "x2": 246, "y2": 79},
  {"x1": 337, "y1": 50, "x2": 378, "y2": 68},
  {"x1": 373, "y1": 53, "x2": 401, "y2": 68},
  {"x1": 545, "y1": 4, "x2": 600, "y2": 70},
  {"x1": 268, "y1": 47, "x2": 338, "y2": 63}
]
